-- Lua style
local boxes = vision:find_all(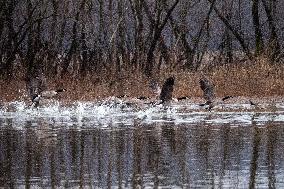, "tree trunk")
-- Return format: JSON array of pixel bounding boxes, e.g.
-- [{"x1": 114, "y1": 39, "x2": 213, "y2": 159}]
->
[
  {"x1": 58, "y1": 1, "x2": 68, "y2": 54},
  {"x1": 221, "y1": 0, "x2": 233, "y2": 63},
  {"x1": 80, "y1": 29, "x2": 88, "y2": 76},
  {"x1": 208, "y1": 0, "x2": 253, "y2": 60},
  {"x1": 261, "y1": 0, "x2": 280, "y2": 61},
  {"x1": 62, "y1": 0, "x2": 86, "y2": 76},
  {"x1": 3, "y1": 0, "x2": 17, "y2": 77},
  {"x1": 144, "y1": 0, "x2": 180, "y2": 77},
  {"x1": 26, "y1": 0, "x2": 37, "y2": 77},
  {"x1": 129, "y1": 0, "x2": 144, "y2": 70},
  {"x1": 252, "y1": 0, "x2": 264, "y2": 55},
  {"x1": 0, "y1": 1, "x2": 5, "y2": 46},
  {"x1": 51, "y1": 0, "x2": 59, "y2": 51}
]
